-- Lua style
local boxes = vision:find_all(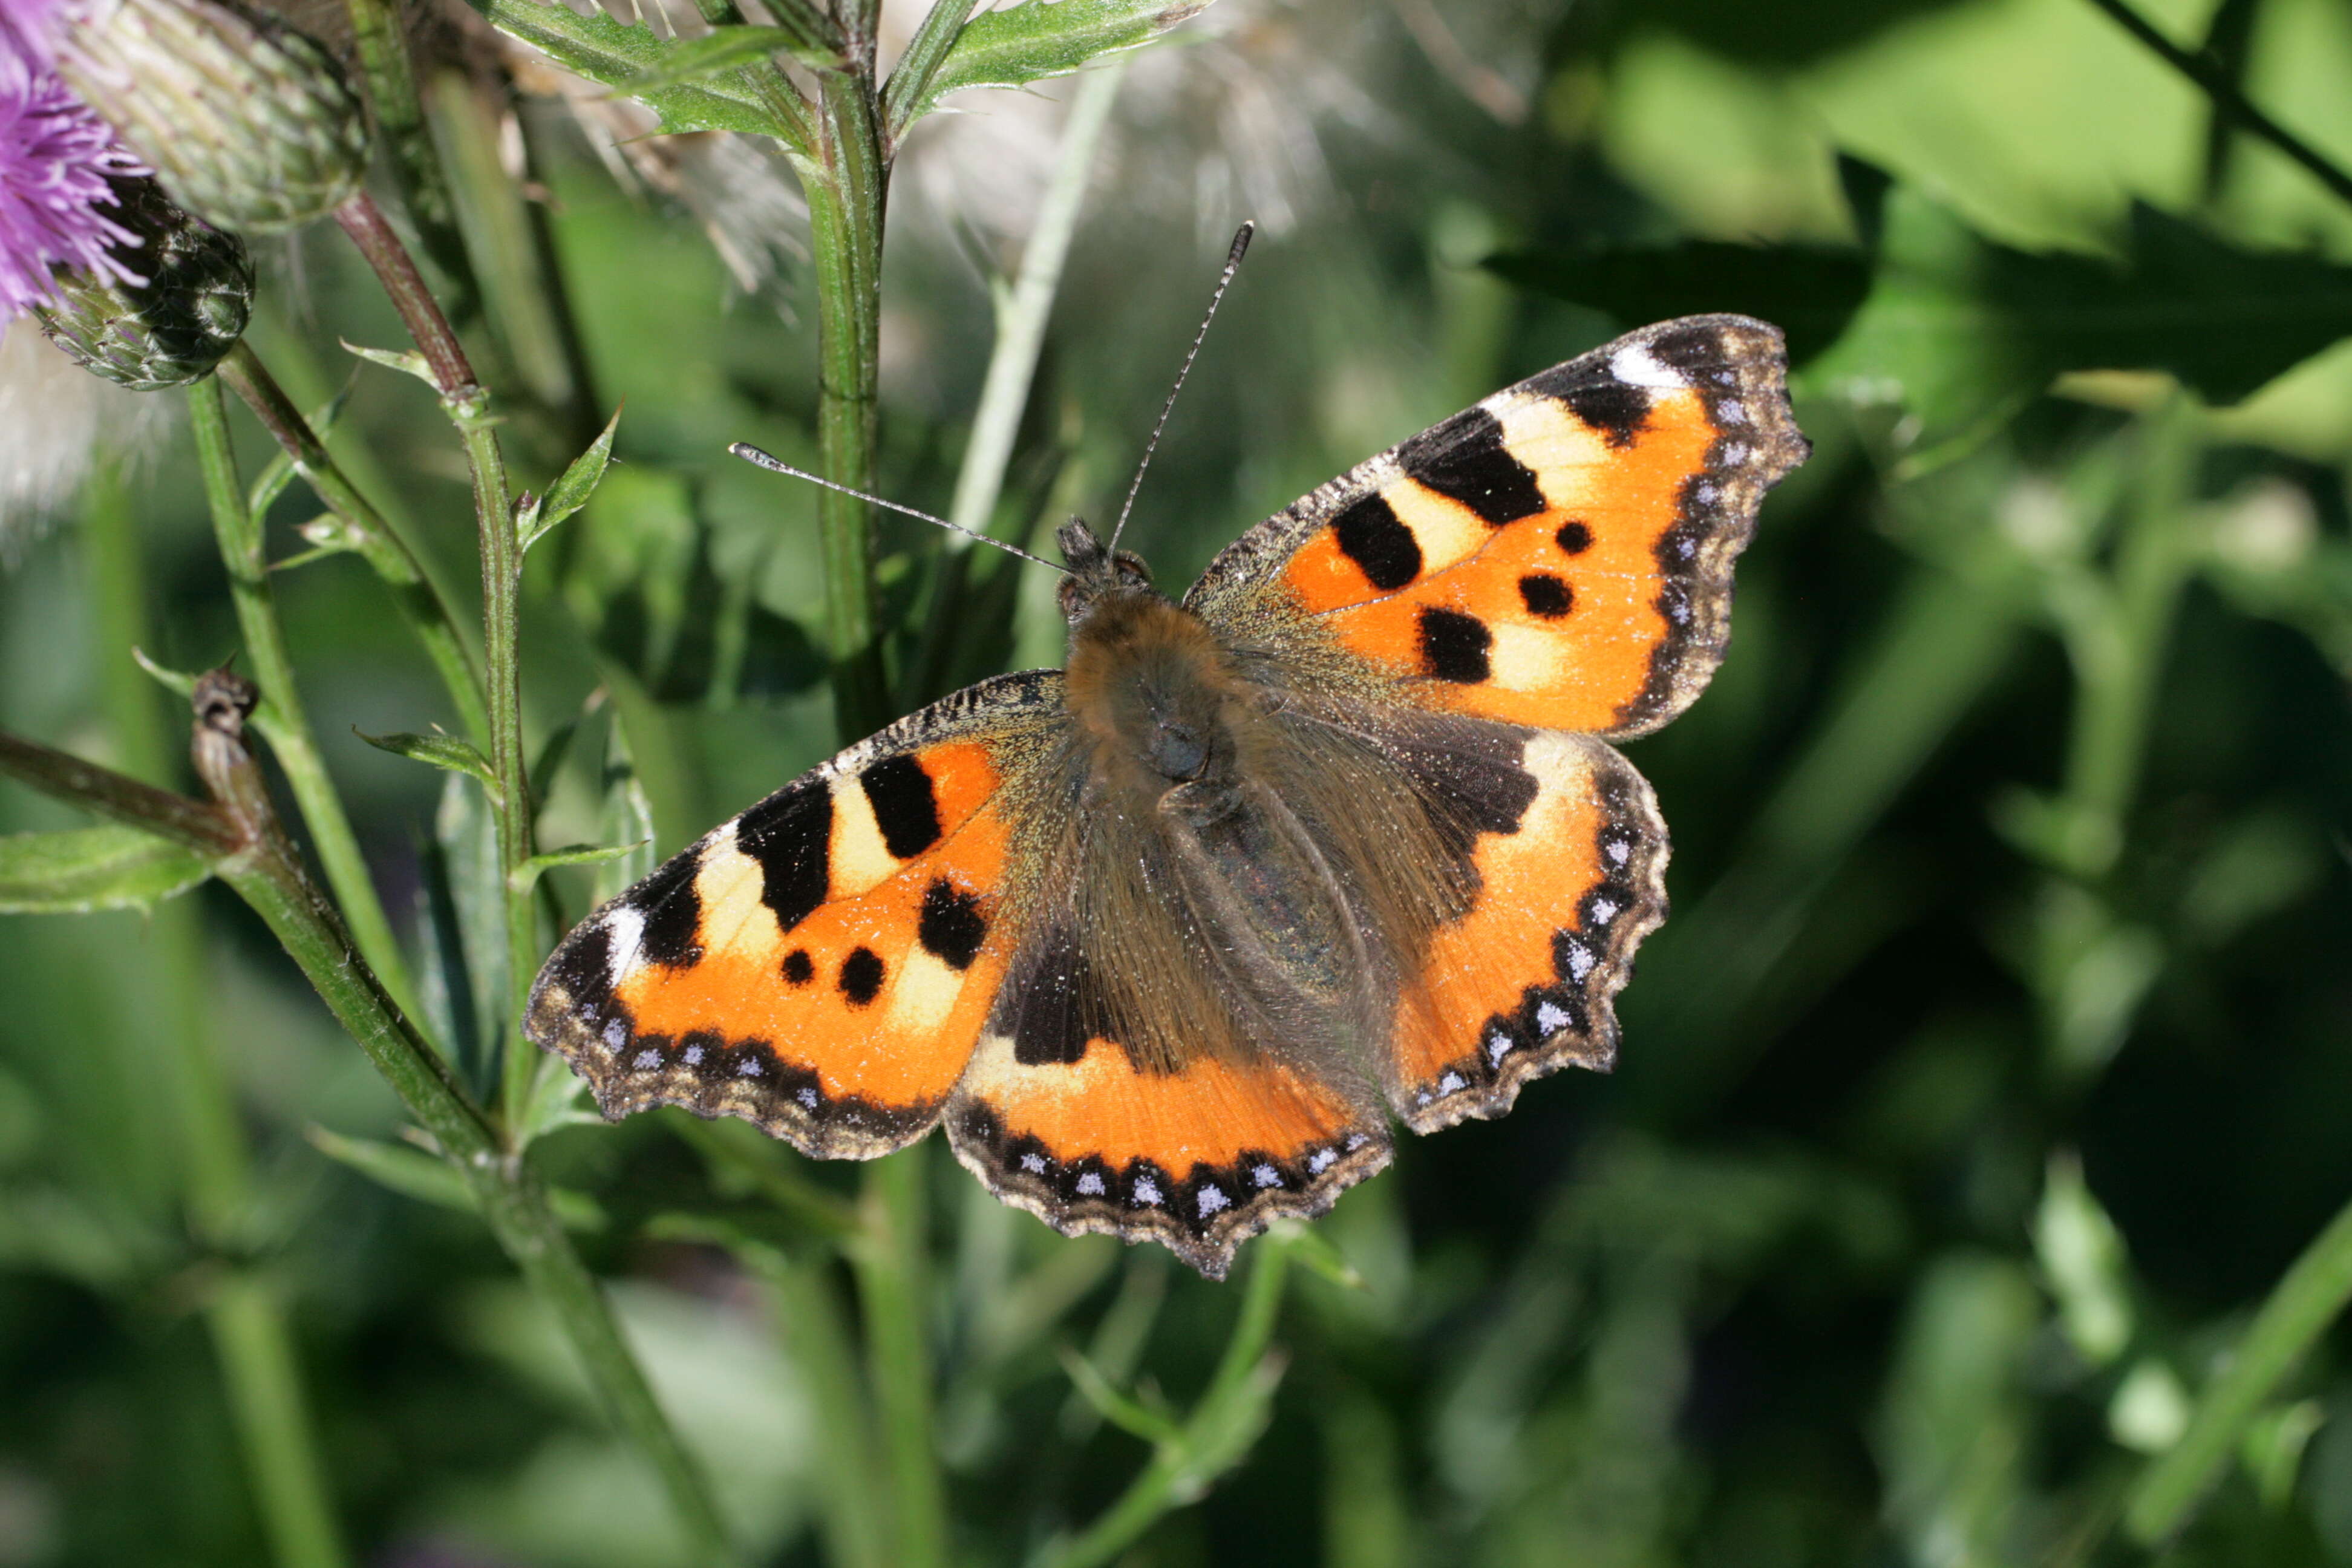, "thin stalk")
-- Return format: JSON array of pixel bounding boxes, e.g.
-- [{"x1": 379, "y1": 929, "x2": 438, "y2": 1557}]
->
[
  {"x1": 1038, "y1": 1240, "x2": 1292, "y2": 1568},
  {"x1": 760, "y1": 1253, "x2": 890, "y2": 1568},
  {"x1": 944, "y1": 62, "x2": 1125, "y2": 542},
  {"x1": 83, "y1": 469, "x2": 349, "y2": 1568},
  {"x1": 800, "y1": 60, "x2": 893, "y2": 737},
  {"x1": 2054, "y1": 399, "x2": 2199, "y2": 865},
  {"x1": 334, "y1": 189, "x2": 541, "y2": 1117},
  {"x1": 909, "y1": 59, "x2": 1125, "y2": 699},
  {"x1": 854, "y1": 1151, "x2": 950, "y2": 1568},
  {"x1": 2081, "y1": 0, "x2": 2352, "y2": 214},
  {"x1": 2123, "y1": 1189, "x2": 2352, "y2": 1543},
  {"x1": 218, "y1": 342, "x2": 491, "y2": 746},
  {"x1": 339, "y1": 0, "x2": 472, "y2": 304},
  {"x1": 186, "y1": 376, "x2": 426, "y2": 1025},
  {"x1": 206, "y1": 1275, "x2": 350, "y2": 1568}
]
